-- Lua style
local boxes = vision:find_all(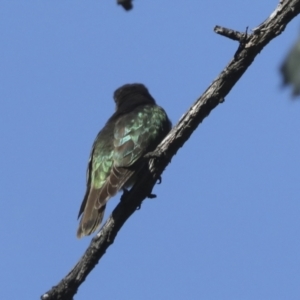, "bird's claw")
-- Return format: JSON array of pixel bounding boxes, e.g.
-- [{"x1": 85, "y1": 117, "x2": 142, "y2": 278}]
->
[{"x1": 144, "y1": 150, "x2": 161, "y2": 159}]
